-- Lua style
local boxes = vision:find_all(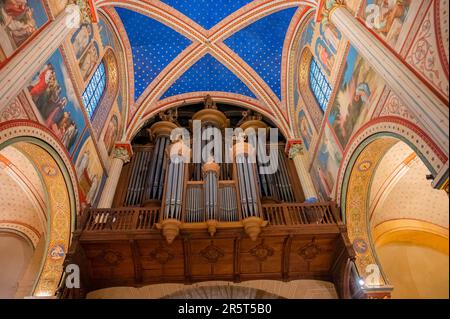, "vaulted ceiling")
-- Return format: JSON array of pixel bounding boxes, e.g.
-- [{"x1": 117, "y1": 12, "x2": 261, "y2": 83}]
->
[{"x1": 94, "y1": 0, "x2": 318, "y2": 138}]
